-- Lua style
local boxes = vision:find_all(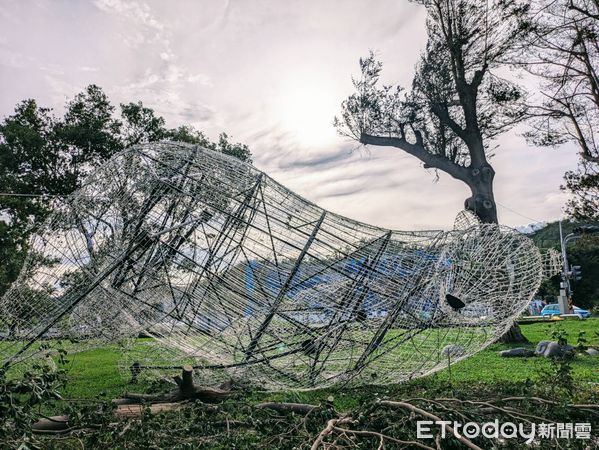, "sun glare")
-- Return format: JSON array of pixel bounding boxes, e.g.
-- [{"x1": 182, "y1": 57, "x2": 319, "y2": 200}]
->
[{"x1": 272, "y1": 73, "x2": 342, "y2": 149}]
